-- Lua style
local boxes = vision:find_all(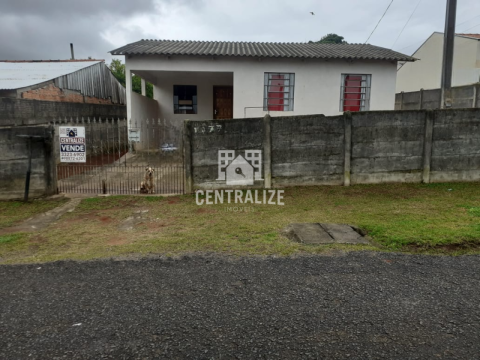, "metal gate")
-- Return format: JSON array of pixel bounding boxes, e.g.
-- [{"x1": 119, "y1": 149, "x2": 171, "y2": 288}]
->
[{"x1": 56, "y1": 118, "x2": 185, "y2": 195}]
